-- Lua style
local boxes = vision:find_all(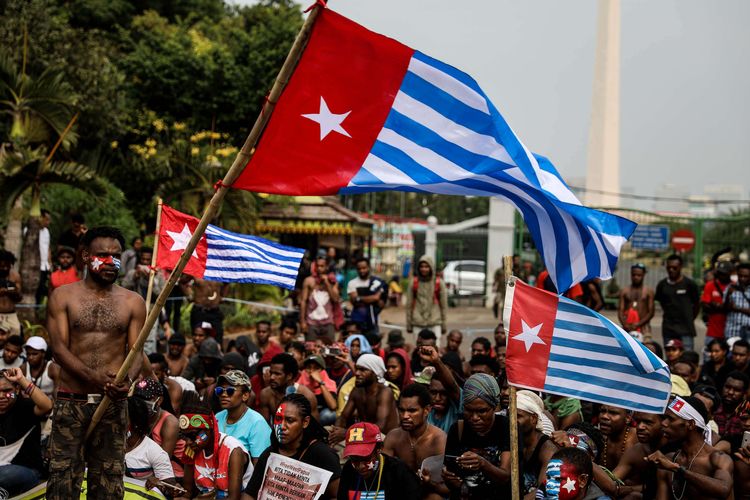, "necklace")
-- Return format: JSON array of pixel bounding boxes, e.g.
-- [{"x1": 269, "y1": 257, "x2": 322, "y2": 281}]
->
[
  {"x1": 671, "y1": 441, "x2": 706, "y2": 500},
  {"x1": 602, "y1": 426, "x2": 629, "y2": 469},
  {"x1": 356, "y1": 455, "x2": 384, "y2": 497}
]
